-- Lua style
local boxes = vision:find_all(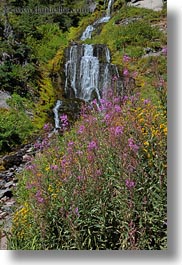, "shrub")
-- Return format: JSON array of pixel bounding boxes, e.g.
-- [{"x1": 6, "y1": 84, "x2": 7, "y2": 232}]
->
[
  {"x1": 0, "y1": 108, "x2": 34, "y2": 153},
  {"x1": 9, "y1": 90, "x2": 167, "y2": 250}
]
